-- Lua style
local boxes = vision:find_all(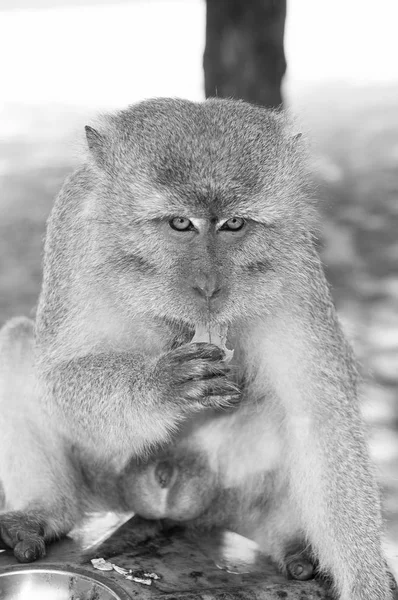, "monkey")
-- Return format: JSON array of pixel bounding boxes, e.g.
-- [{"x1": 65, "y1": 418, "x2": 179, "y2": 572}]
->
[{"x1": 0, "y1": 97, "x2": 394, "y2": 600}]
